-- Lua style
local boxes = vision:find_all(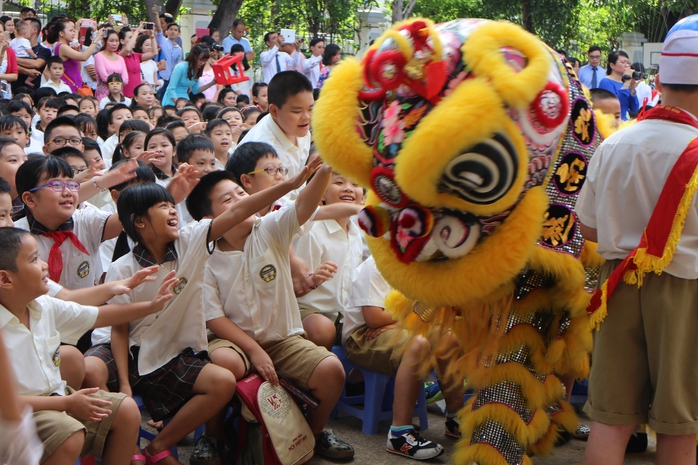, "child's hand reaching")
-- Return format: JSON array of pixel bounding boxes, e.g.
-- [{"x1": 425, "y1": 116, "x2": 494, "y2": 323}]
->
[
  {"x1": 111, "y1": 265, "x2": 159, "y2": 295},
  {"x1": 149, "y1": 270, "x2": 178, "y2": 313},
  {"x1": 96, "y1": 159, "x2": 139, "y2": 190},
  {"x1": 310, "y1": 261, "x2": 338, "y2": 289},
  {"x1": 287, "y1": 156, "x2": 323, "y2": 189},
  {"x1": 249, "y1": 347, "x2": 278, "y2": 386},
  {"x1": 167, "y1": 163, "x2": 200, "y2": 204},
  {"x1": 66, "y1": 387, "x2": 113, "y2": 422}
]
